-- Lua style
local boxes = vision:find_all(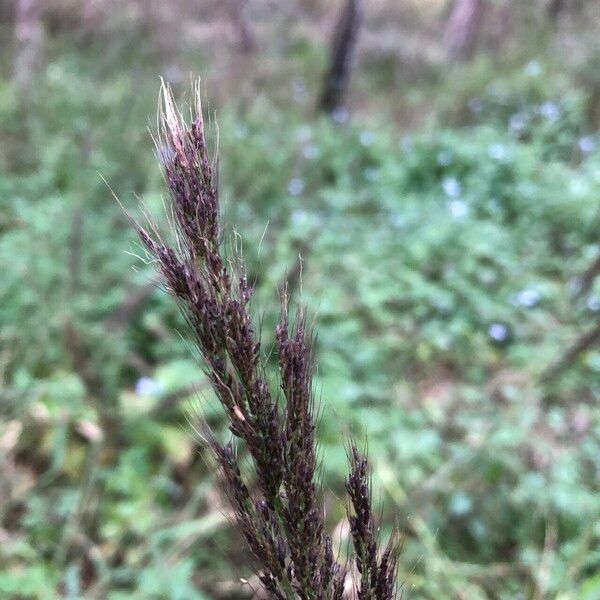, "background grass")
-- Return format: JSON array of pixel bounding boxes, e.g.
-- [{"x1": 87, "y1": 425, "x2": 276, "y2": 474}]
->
[{"x1": 1, "y1": 1, "x2": 600, "y2": 598}]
